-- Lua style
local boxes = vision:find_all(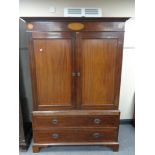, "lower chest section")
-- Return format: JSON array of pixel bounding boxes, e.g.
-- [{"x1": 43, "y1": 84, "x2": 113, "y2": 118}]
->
[{"x1": 32, "y1": 110, "x2": 120, "y2": 144}]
